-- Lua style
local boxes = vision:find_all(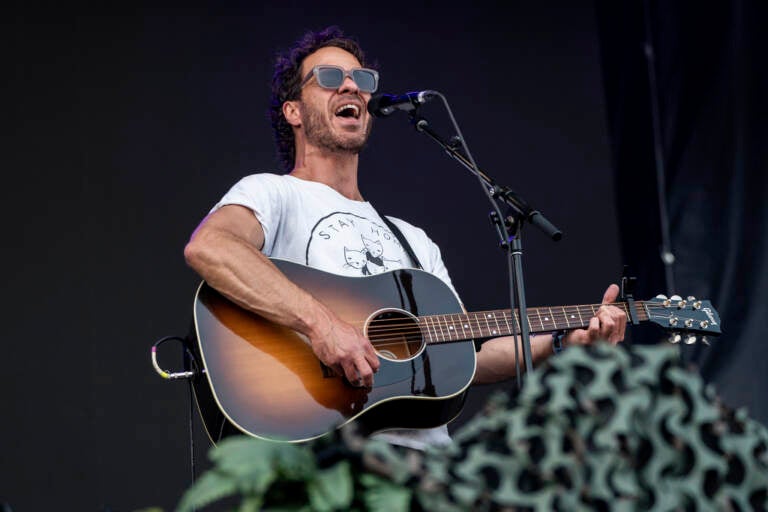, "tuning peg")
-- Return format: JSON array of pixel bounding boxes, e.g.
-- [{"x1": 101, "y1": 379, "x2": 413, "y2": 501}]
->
[
  {"x1": 656, "y1": 294, "x2": 668, "y2": 300},
  {"x1": 693, "y1": 300, "x2": 702, "y2": 310},
  {"x1": 669, "y1": 316, "x2": 679, "y2": 327},
  {"x1": 685, "y1": 319, "x2": 694, "y2": 328},
  {"x1": 699, "y1": 320, "x2": 710, "y2": 329},
  {"x1": 687, "y1": 296, "x2": 696, "y2": 301},
  {"x1": 701, "y1": 336, "x2": 710, "y2": 346},
  {"x1": 670, "y1": 295, "x2": 682, "y2": 301},
  {"x1": 668, "y1": 333, "x2": 682, "y2": 344},
  {"x1": 684, "y1": 335, "x2": 697, "y2": 345}
]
